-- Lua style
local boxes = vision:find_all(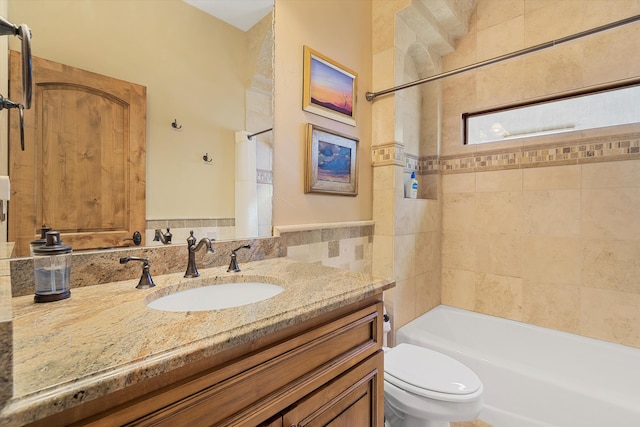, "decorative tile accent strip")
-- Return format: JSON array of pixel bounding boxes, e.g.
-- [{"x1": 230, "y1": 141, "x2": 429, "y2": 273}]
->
[
  {"x1": 441, "y1": 132, "x2": 640, "y2": 173},
  {"x1": 419, "y1": 155, "x2": 440, "y2": 174},
  {"x1": 146, "y1": 218, "x2": 236, "y2": 229},
  {"x1": 405, "y1": 153, "x2": 418, "y2": 172},
  {"x1": 257, "y1": 169, "x2": 273, "y2": 184},
  {"x1": 372, "y1": 143, "x2": 404, "y2": 166}
]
